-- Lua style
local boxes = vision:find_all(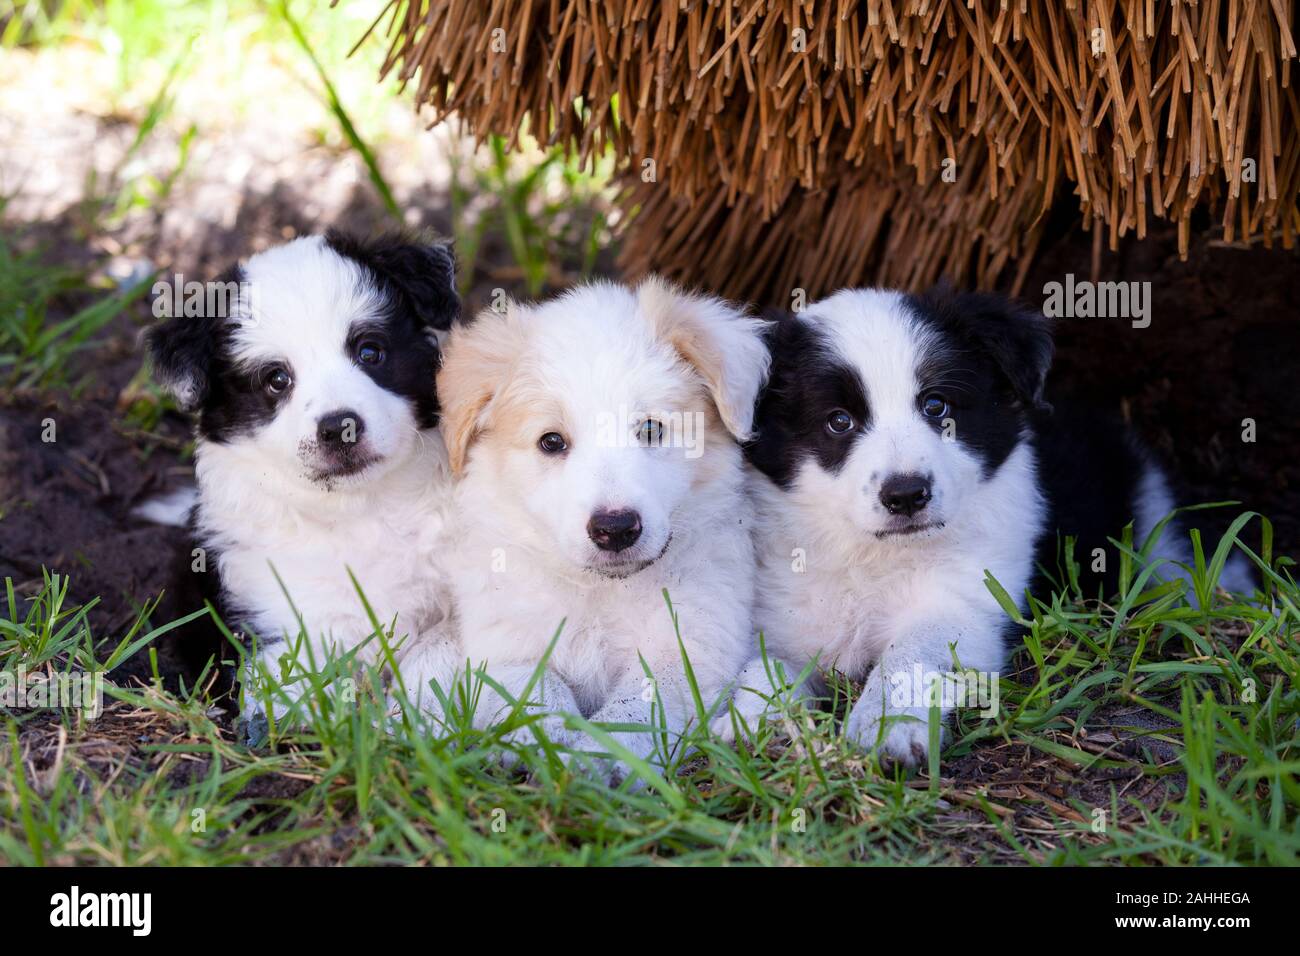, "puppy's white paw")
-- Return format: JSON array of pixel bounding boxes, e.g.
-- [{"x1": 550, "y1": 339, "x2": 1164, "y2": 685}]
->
[
  {"x1": 710, "y1": 684, "x2": 778, "y2": 743},
  {"x1": 844, "y1": 683, "x2": 943, "y2": 770},
  {"x1": 505, "y1": 711, "x2": 577, "y2": 748},
  {"x1": 489, "y1": 712, "x2": 579, "y2": 769},
  {"x1": 564, "y1": 712, "x2": 660, "y2": 787},
  {"x1": 564, "y1": 744, "x2": 652, "y2": 789},
  {"x1": 394, "y1": 638, "x2": 462, "y2": 710}
]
